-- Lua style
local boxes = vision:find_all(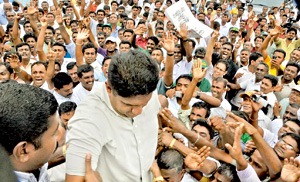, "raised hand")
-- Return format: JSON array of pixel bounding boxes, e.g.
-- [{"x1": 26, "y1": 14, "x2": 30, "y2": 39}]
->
[
  {"x1": 269, "y1": 26, "x2": 282, "y2": 37},
  {"x1": 158, "y1": 129, "x2": 174, "y2": 147},
  {"x1": 8, "y1": 54, "x2": 21, "y2": 70},
  {"x1": 225, "y1": 123, "x2": 248, "y2": 170},
  {"x1": 46, "y1": 43, "x2": 57, "y2": 62},
  {"x1": 83, "y1": 17, "x2": 91, "y2": 28},
  {"x1": 27, "y1": 0, "x2": 38, "y2": 15},
  {"x1": 161, "y1": 31, "x2": 175, "y2": 53},
  {"x1": 40, "y1": 16, "x2": 48, "y2": 27},
  {"x1": 226, "y1": 111, "x2": 258, "y2": 136},
  {"x1": 273, "y1": 102, "x2": 282, "y2": 117},
  {"x1": 192, "y1": 58, "x2": 207, "y2": 81},
  {"x1": 159, "y1": 108, "x2": 186, "y2": 133},
  {"x1": 178, "y1": 24, "x2": 188, "y2": 40},
  {"x1": 248, "y1": 19, "x2": 255, "y2": 29},
  {"x1": 211, "y1": 31, "x2": 220, "y2": 40},
  {"x1": 55, "y1": 9, "x2": 63, "y2": 25},
  {"x1": 184, "y1": 146, "x2": 210, "y2": 170},
  {"x1": 281, "y1": 157, "x2": 300, "y2": 182},
  {"x1": 15, "y1": 12, "x2": 24, "y2": 20},
  {"x1": 76, "y1": 29, "x2": 90, "y2": 41}
]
